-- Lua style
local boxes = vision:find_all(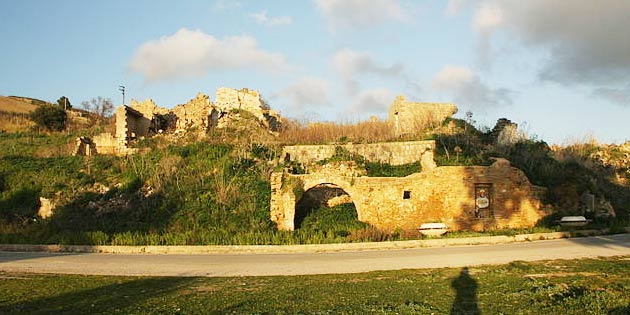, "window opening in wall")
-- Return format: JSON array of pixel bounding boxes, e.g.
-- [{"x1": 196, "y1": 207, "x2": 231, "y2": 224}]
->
[
  {"x1": 403, "y1": 190, "x2": 411, "y2": 199},
  {"x1": 474, "y1": 183, "x2": 493, "y2": 218}
]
